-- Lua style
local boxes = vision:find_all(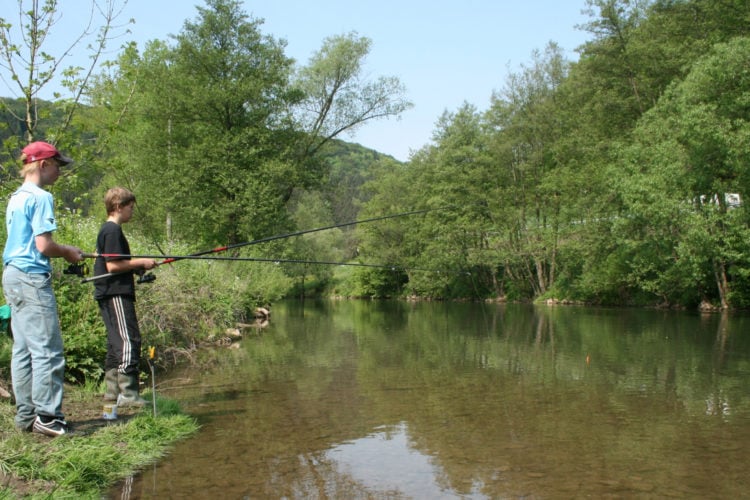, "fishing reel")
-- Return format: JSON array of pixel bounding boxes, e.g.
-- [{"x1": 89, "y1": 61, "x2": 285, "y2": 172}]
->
[
  {"x1": 136, "y1": 270, "x2": 156, "y2": 284},
  {"x1": 64, "y1": 262, "x2": 89, "y2": 277}
]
